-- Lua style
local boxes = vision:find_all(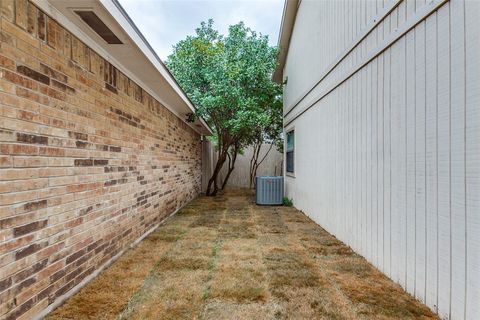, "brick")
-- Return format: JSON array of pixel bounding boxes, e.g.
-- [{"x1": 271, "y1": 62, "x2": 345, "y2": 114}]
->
[
  {"x1": 0, "y1": 156, "x2": 12, "y2": 167},
  {"x1": 71, "y1": 36, "x2": 89, "y2": 68},
  {"x1": 68, "y1": 131, "x2": 87, "y2": 141},
  {"x1": 16, "y1": 133, "x2": 48, "y2": 145},
  {"x1": 1, "y1": 0, "x2": 15, "y2": 22},
  {"x1": 65, "y1": 248, "x2": 86, "y2": 265},
  {"x1": 37, "y1": 284, "x2": 53, "y2": 300},
  {"x1": 74, "y1": 159, "x2": 93, "y2": 166},
  {"x1": 26, "y1": 2, "x2": 36, "y2": 35},
  {"x1": 5, "y1": 298, "x2": 32, "y2": 320},
  {"x1": 37, "y1": 10, "x2": 46, "y2": 41},
  {"x1": 15, "y1": 241, "x2": 47, "y2": 260},
  {"x1": 16, "y1": 297, "x2": 48, "y2": 320},
  {"x1": 38, "y1": 147, "x2": 65, "y2": 156},
  {"x1": 39, "y1": 63, "x2": 67, "y2": 83},
  {"x1": 13, "y1": 260, "x2": 48, "y2": 284},
  {"x1": 16, "y1": 87, "x2": 49, "y2": 105},
  {"x1": 16, "y1": 65, "x2": 49, "y2": 85},
  {"x1": 13, "y1": 220, "x2": 48, "y2": 237},
  {"x1": 0, "y1": 168, "x2": 39, "y2": 180},
  {"x1": 0, "y1": 189, "x2": 38, "y2": 205},
  {"x1": 14, "y1": 0, "x2": 28, "y2": 30},
  {"x1": 0, "y1": 55, "x2": 16, "y2": 70},
  {"x1": 23, "y1": 199, "x2": 47, "y2": 211},
  {"x1": 0, "y1": 277, "x2": 12, "y2": 292},
  {"x1": 39, "y1": 85, "x2": 65, "y2": 100},
  {"x1": 46, "y1": 17, "x2": 57, "y2": 48},
  {"x1": 13, "y1": 156, "x2": 48, "y2": 167},
  {"x1": 105, "y1": 83, "x2": 117, "y2": 94},
  {"x1": 11, "y1": 144, "x2": 39, "y2": 155},
  {"x1": 93, "y1": 159, "x2": 108, "y2": 166},
  {"x1": 51, "y1": 79, "x2": 75, "y2": 94},
  {"x1": 0, "y1": 234, "x2": 34, "y2": 252},
  {"x1": 2, "y1": 69, "x2": 37, "y2": 90}
]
